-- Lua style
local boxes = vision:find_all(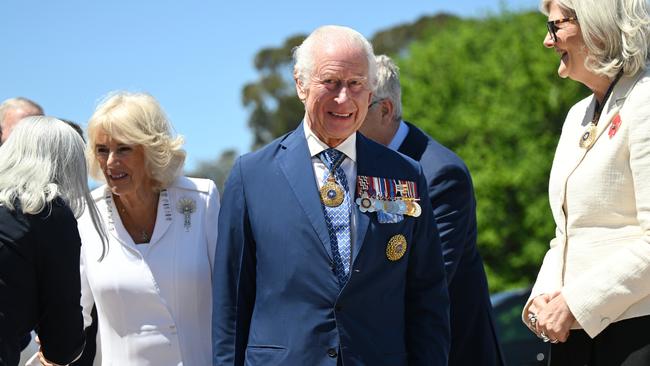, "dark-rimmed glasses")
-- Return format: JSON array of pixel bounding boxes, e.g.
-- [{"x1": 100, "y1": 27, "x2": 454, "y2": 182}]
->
[
  {"x1": 546, "y1": 16, "x2": 578, "y2": 42},
  {"x1": 369, "y1": 98, "x2": 385, "y2": 108}
]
